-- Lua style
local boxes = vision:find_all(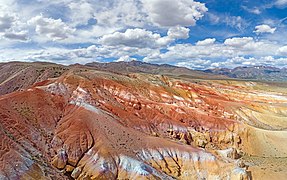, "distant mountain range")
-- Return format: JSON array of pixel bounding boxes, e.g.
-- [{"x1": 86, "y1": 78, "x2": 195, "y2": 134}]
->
[
  {"x1": 204, "y1": 66, "x2": 287, "y2": 82},
  {"x1": 85, "y1": 61, "x2": 225, "y2": 79},
  {"x1": 86, "y1": 61, "x2": 287, "y2": 82},
  {"x1": 1, "y1": 61, "x2": 286, "y2": 84}
]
